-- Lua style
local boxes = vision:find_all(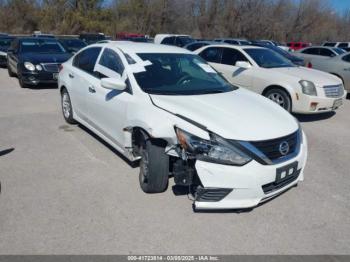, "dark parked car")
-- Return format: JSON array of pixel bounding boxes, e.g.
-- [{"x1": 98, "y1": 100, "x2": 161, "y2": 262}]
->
[
  {"x1": 7, "y1": 37, "x2": 72, "y2": 88},
  {"x1": 0, "y1": 36, "x2": 15, "y2": 67},
  {"x1": 79, "y1": 33, "x2": 106, "y2": 45},
  {"x1": 251, "y1": 42, "x2": 305, "y2": 66},
  {"x1": 58, "y1": 38, "x2": 87, "y2": 54}
]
